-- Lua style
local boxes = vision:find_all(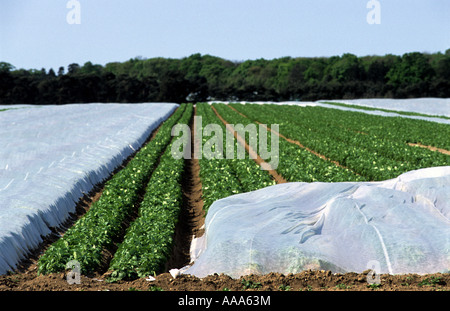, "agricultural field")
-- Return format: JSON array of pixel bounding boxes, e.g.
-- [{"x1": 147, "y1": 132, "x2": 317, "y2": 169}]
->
[
  {"x1": 0, "y1": 103, "x2": 178, "y2": 273},
  {"x1": 0, "y1": 100, "x2": 449, "y2": 291},
  {"x1": 322, "y1": 98, "x2": 450, "y2": 119}
]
